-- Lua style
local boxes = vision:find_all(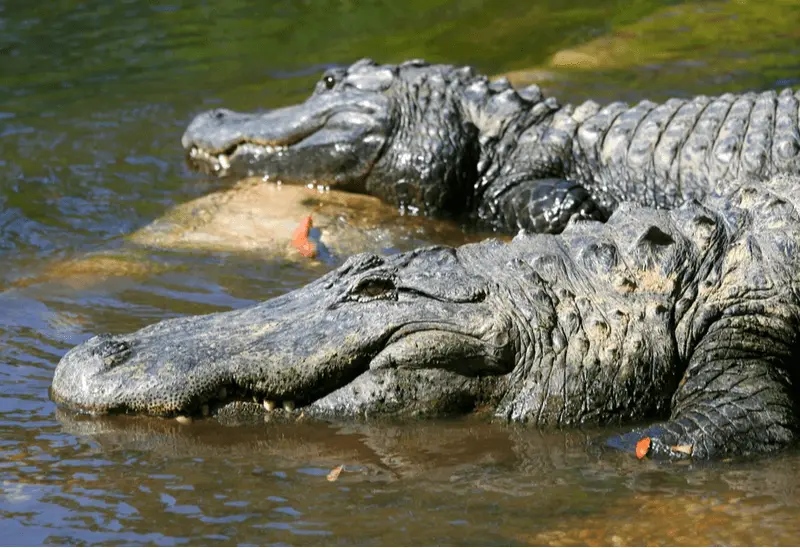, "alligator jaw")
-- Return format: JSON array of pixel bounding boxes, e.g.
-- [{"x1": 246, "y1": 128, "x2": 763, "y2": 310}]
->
[
  {"x1": 50, "y1": 322, "x2": 482, "y2": 422},
  {"x1": 186, "y1": 142, "x2": 288, "y2": 177}
]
